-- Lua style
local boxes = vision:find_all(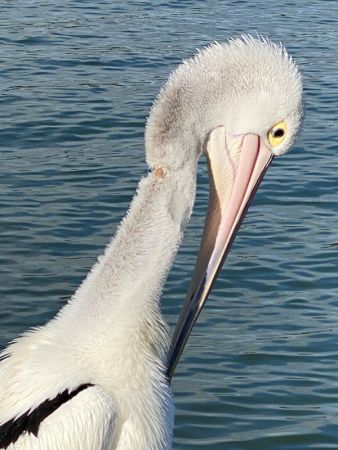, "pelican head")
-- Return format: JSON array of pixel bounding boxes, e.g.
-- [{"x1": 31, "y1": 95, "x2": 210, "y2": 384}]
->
[{"x1": 145, "y1": 35, "x2": 303, "y2": 380}]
